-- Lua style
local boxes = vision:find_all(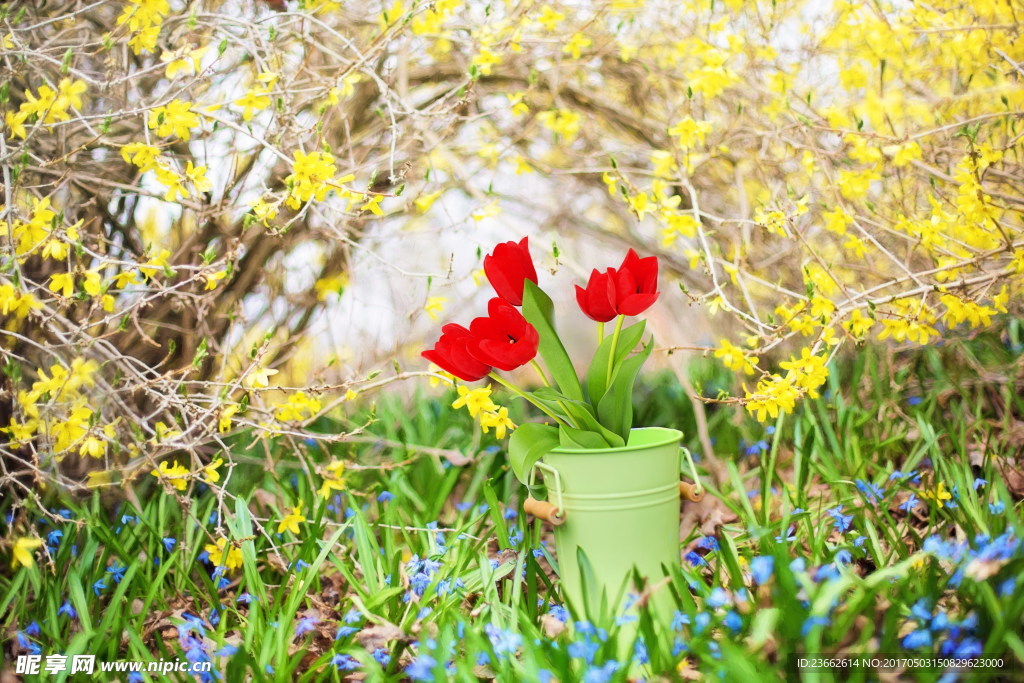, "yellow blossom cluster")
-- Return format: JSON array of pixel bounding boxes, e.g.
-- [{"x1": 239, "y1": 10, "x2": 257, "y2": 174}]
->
[
  {"x1": 451, "y1": 386, "x2": 516, "y2": 439},
  {"x1": 5, "y1": 78, "x2": 86, "y2": 138}
]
